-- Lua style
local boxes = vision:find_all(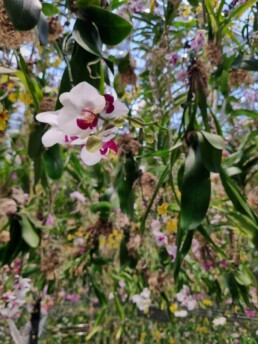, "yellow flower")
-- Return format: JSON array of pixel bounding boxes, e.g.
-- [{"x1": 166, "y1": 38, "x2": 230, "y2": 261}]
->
[
  {"x1": 53, "y1": 58, "x2": 61, "y2": 67},
  {"x1": 157, "y1": 203, "x2": 168, "y2": 216},
  {"x1": 202, "y1": 299, "x2": 213, "y2": 307},
  {"x1": 153, "y1": 330, "x2": 161, "y2": 342},
  {"x1": 169, "y1": 338, "x2": 175, "y2": 344},
  {"x1": 169, "y1": 303, "x2": 178, "y2": 313},
  {"x1": 140, "y1": 332, "x2": 147, "y2": 342},
  {"x1": 196, "y1": 325, "x2": 208, "y2": 334},
  {"x1": 18, "y1": 92, "x2": 33, "y2": 105},
  {"x1": 0, "y1": 109, "x2": 9, "y2": 130},
  {"x1": 8, "y1": 92, "x2": 18, "y2": 103},
  {"x1": 67, "y1": 234, "x2": 74, "y2": 241},
  {"x1": 166, "y1": 218, "x2": 177, "y2": 233}
]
